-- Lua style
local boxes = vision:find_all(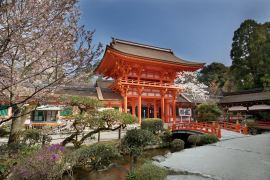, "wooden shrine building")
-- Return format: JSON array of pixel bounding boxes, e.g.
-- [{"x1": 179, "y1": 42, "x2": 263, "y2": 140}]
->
[
  {"x1": 219, "y1": 89, "x2": 270, "y2": 122},
  {"x1": 95, "y1": 38, "x2": 204, "y2": 124}
]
